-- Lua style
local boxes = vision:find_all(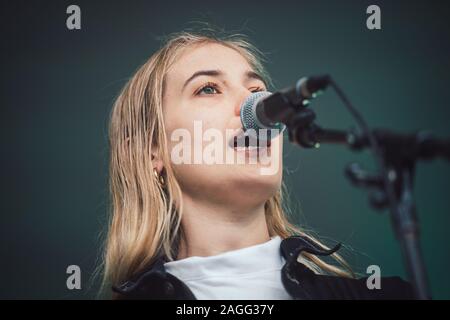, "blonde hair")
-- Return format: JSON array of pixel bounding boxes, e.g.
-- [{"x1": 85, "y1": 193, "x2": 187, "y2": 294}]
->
[{"x1": 101, "y1": 30, "x2": 353, "y2": 298}]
